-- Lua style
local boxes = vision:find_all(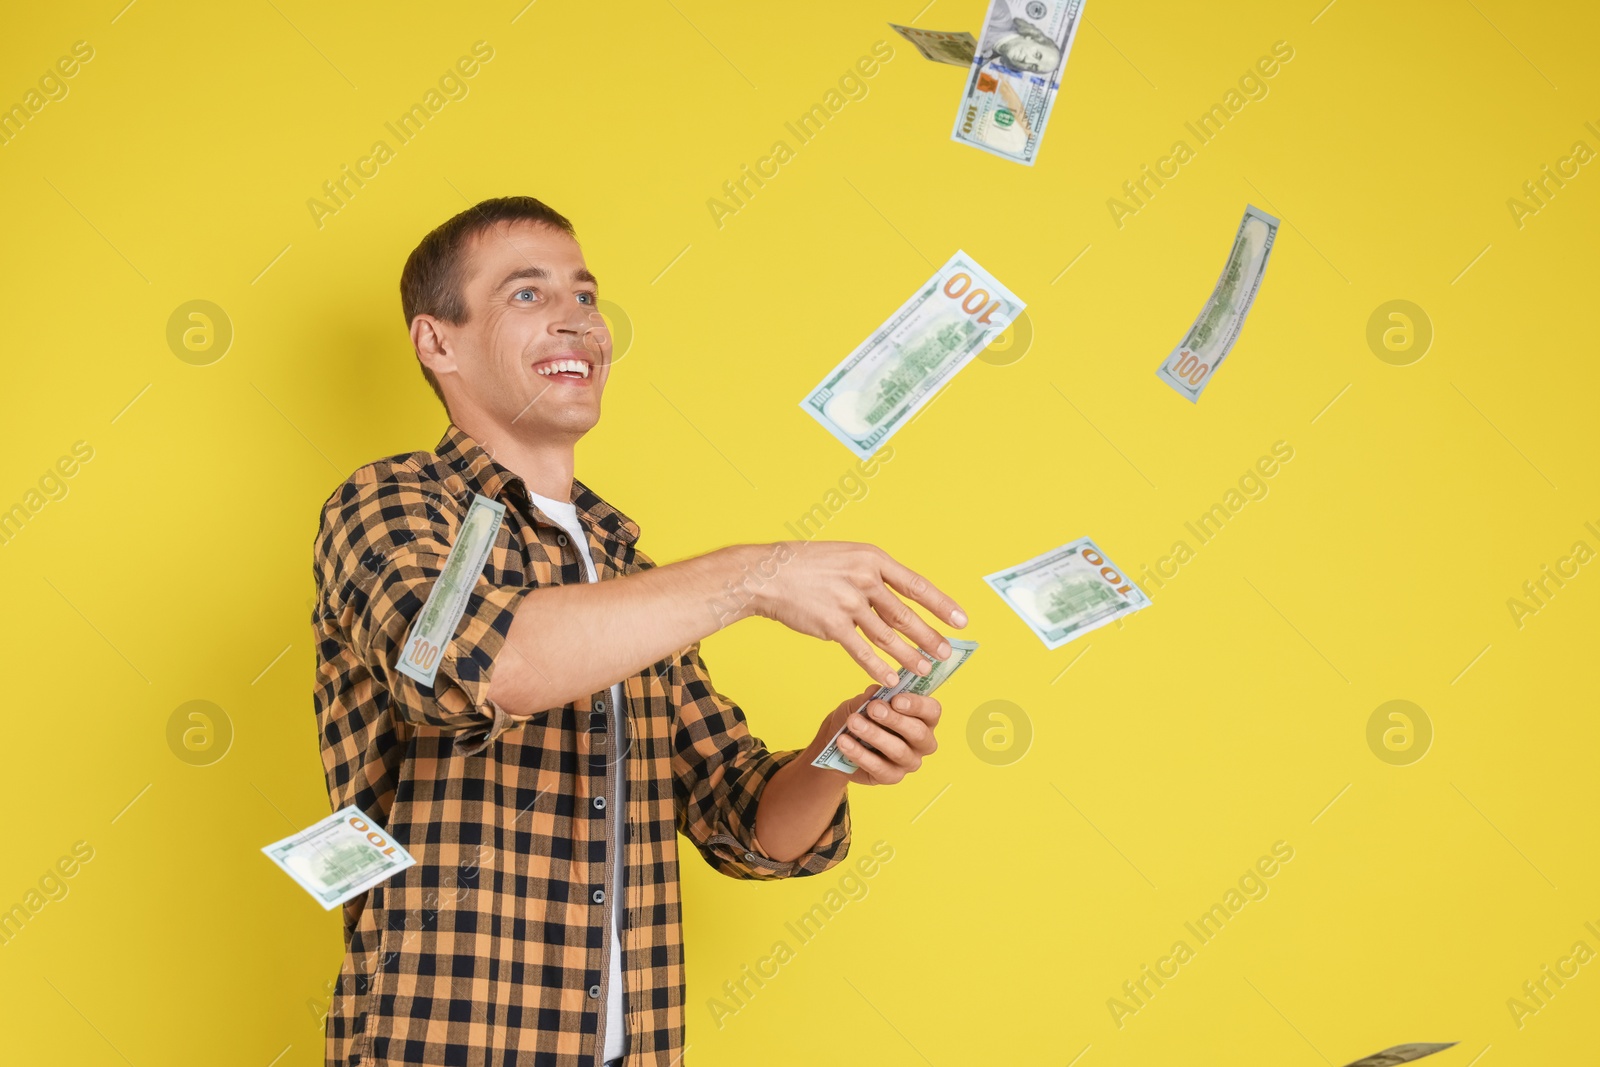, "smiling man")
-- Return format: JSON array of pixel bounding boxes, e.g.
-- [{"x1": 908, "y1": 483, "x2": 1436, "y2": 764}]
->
[{"x1": 310, "y1": 196, "x2": 967, "y2": 1067}]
